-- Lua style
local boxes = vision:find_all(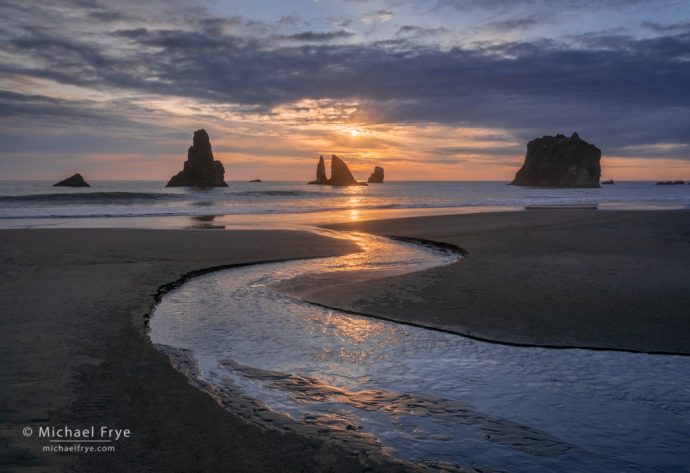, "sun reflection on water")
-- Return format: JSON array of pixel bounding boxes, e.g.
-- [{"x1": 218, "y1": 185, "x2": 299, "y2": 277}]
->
[{"x1": 317, "y1": 231, "x2": 402, "y2": 272}]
